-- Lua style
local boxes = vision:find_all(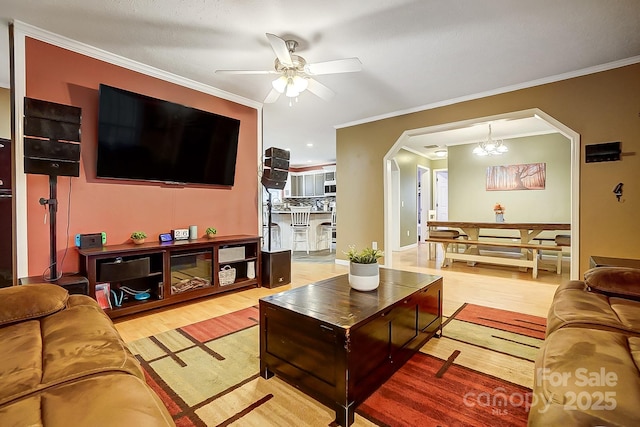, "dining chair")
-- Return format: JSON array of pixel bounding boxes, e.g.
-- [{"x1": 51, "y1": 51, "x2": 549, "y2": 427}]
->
[
  {"x1": 290, "y1": 206, "x2": 311, "y2": 254},
  {"x1": 318, "y1": 207, "x2": 337, "y2": 252}
]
